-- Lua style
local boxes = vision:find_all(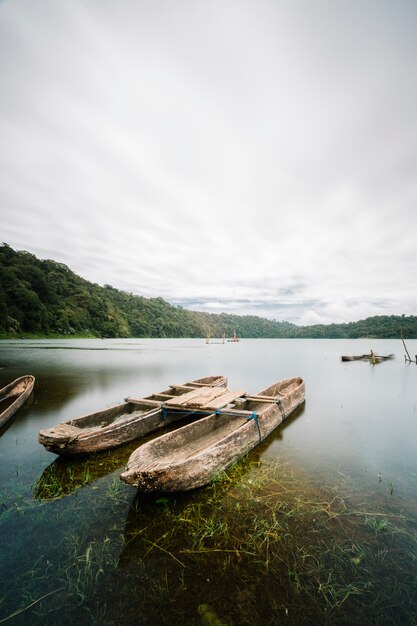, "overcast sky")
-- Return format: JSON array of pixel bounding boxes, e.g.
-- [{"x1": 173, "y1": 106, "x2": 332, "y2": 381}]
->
[{"x1": 1, "y1": 0, "x2": 416, "y2": 325}]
